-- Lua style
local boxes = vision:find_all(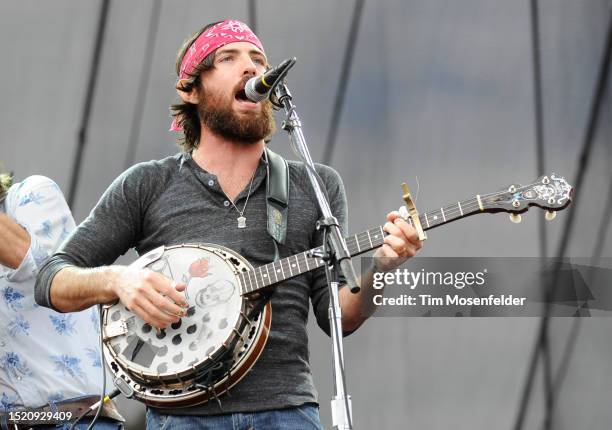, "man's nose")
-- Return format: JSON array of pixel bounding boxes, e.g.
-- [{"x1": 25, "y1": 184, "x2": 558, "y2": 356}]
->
[{"x1": 241, "y1": 57, "x2": 258, "y2": 76}]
